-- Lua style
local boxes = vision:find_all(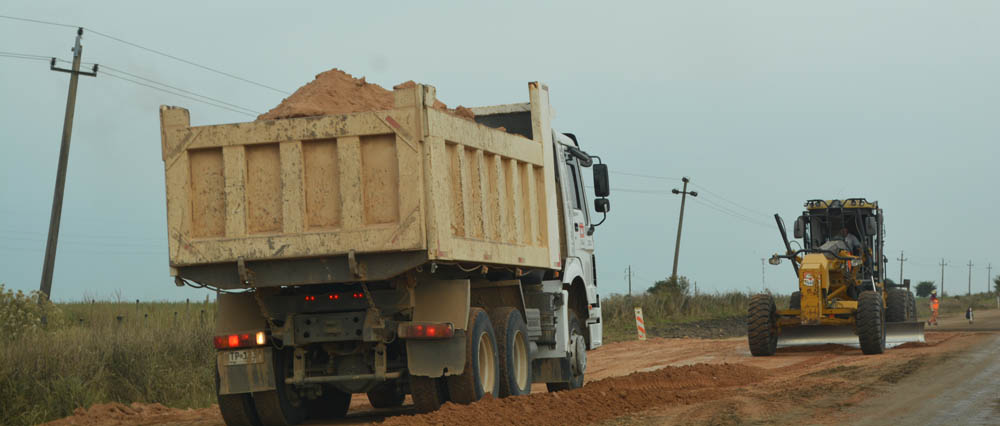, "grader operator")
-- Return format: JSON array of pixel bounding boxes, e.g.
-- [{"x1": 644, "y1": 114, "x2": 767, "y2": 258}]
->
[{"x1": 748, "y1": 199, "x2": 924, "y2": 356}]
